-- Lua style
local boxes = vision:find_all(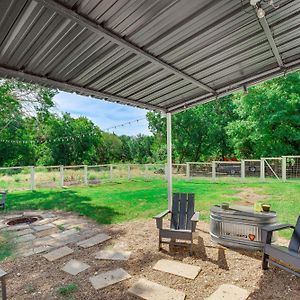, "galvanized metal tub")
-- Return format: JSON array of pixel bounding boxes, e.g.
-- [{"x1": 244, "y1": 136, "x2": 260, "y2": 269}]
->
[{"x1": 210, "y1": 205, "x2": 277, "y2": 250}]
